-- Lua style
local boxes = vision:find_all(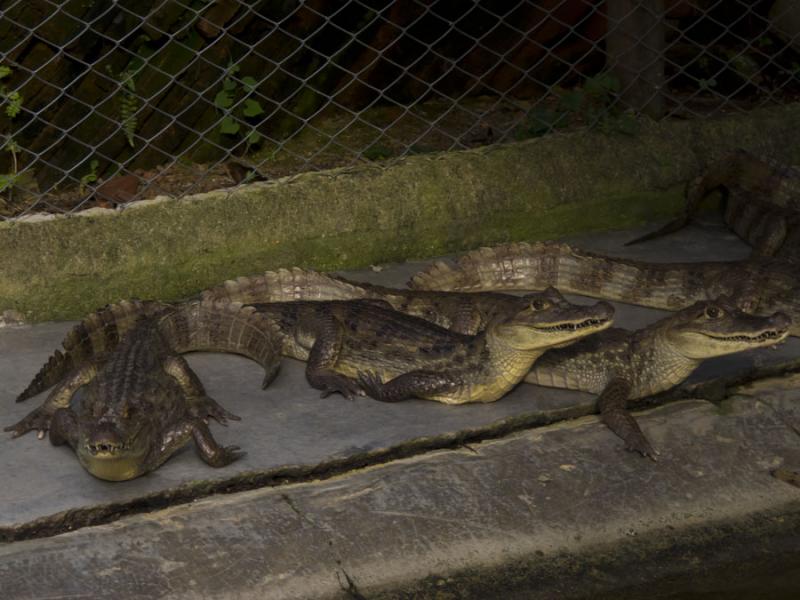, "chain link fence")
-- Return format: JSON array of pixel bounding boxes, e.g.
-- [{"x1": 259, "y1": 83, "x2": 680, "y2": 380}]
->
[{"x1": 0, "y1": 0, "x2": 798, "y2": 220}]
